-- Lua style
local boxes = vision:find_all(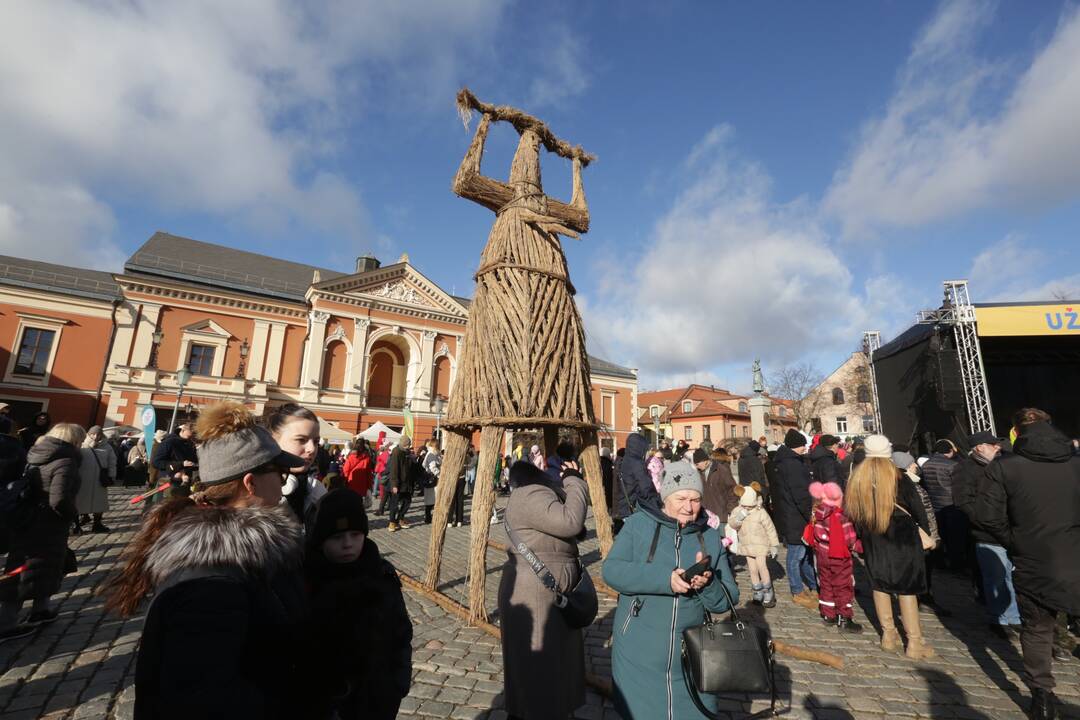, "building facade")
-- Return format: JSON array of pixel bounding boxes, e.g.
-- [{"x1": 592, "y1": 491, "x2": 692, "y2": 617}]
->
[
  {"x1": 805, "y1": 351, "x2": 877, "y2": 439},
  {"x1": 0, "y1": 233, "x2": 638, "y2": 446},
  {"x1": 638, "y1": 384, "x2": 797, "y2": 449}
]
